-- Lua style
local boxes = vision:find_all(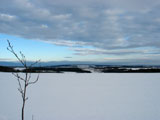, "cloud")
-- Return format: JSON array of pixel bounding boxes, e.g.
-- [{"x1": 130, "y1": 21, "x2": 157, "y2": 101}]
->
[
  {"x1": 64, "y1": 56, "x2": 72, "y2": 59},
  {"x1": 40, "y1": 24, "x2": 48, "y2": 29},
  {"x1": 71, "y1": 47, "x2": 160, "y2": 56},
  {"x1": 0, "y1": 114, "x2": 8, "y2": 120},
  {"x1": 45, "y1": 40, "x2": 88, "y2": 47},
  {"x1": 0, "y1": 0, "x2": 160, "y2": 58},
  {"x1": 0, "y1": 13, "x2": 16, "y2": 21}
]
